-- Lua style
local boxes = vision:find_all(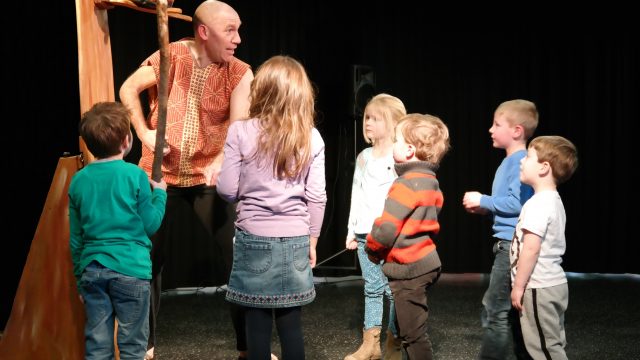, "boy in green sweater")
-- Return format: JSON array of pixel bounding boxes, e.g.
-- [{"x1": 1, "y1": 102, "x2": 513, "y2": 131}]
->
[
  {"x1": 69, "y1": 102, "x2": 167, "y2": 359},
  {"x1": 366, "y1": 113, "x2": 450, "y2": 360}
]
